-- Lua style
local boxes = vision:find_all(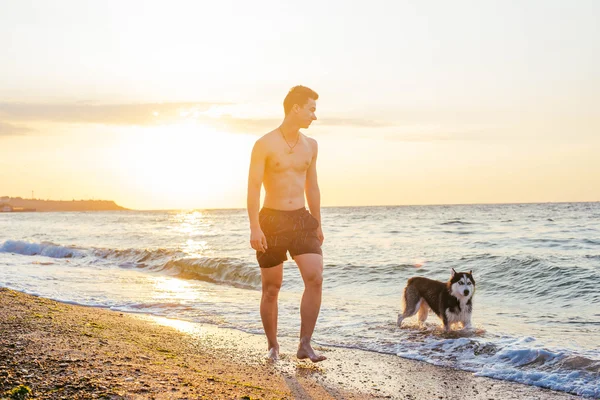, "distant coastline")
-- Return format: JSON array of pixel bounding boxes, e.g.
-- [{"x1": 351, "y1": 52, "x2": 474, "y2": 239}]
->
[{"x1": 0, "y1": 196, "x2": 128, "y2": 212}]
